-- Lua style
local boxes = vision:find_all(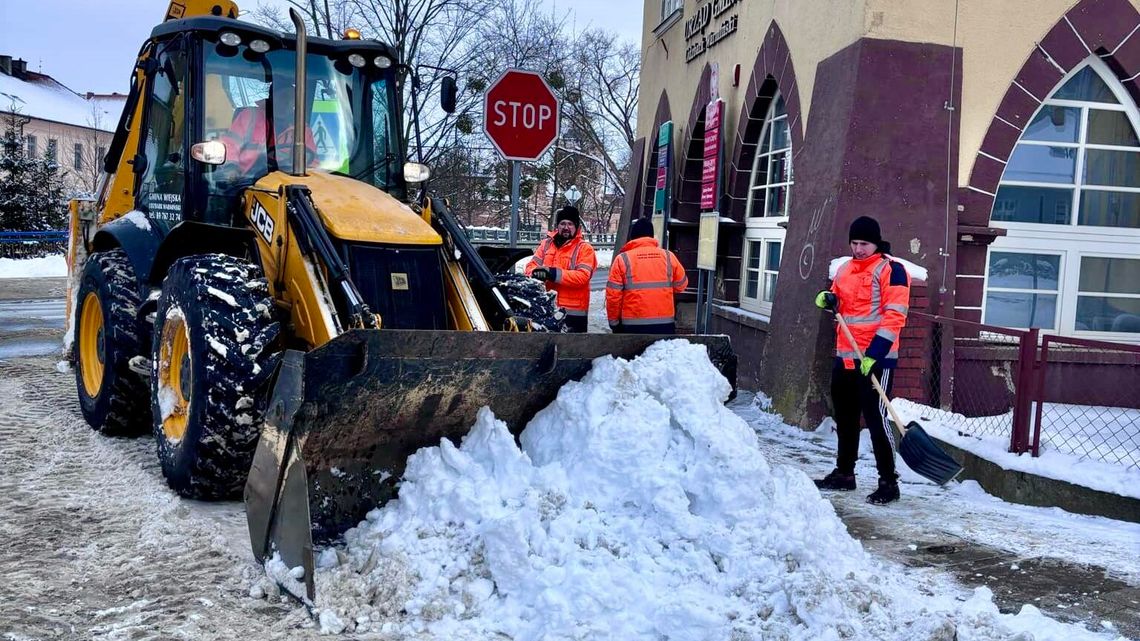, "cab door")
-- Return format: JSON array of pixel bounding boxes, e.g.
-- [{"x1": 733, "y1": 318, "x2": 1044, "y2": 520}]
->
[{"x1": 135, "y1": 40, "x2": 190, "y2": 236}]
